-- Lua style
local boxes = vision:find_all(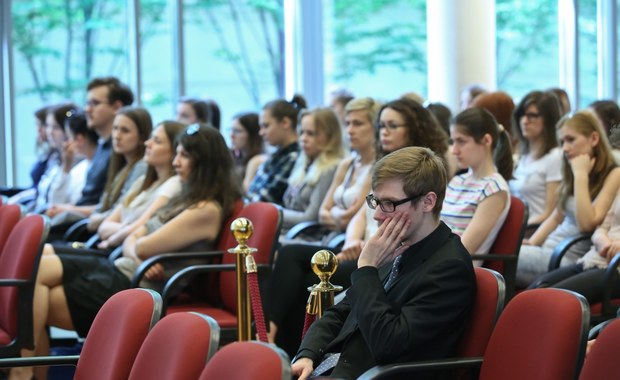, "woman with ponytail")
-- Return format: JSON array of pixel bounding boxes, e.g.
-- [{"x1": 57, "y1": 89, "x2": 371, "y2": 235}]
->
[
  {"x1": 517, "y1": 110, "x2": 620, "y2": 287},
  {"x1": 441, "y1": 107, "x2": 514, "y2": 261}
]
